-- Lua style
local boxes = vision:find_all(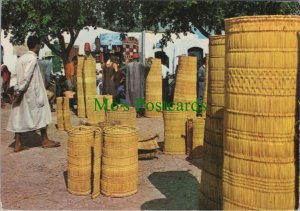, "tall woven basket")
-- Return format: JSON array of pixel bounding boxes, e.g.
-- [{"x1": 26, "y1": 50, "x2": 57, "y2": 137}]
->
[
  {"x1": 107, "y1": 106, "x2": 136, "y2": 127},
  {"x1": 145, "y1": 58, "x2": 162, "y2": 117},
  {"x1": 86, "y1": 95, "x2": 106, "y2": 124},
  {"x1": 173, "y1": 56, "x2": 198, "y2": 117},
  {"x1": 56, "y1": 97, "x2": 64, "y2": 130},
  {"x1": 68, "y1": 126, "x2": 94, "y2": 195},
  {"x1": 68, "y1": 126, "x2": 102, "y2": 197},
  {"x1": 63, "y1": 97, "x2": 72, "y2": 130},
  {"x1": 163, "y1": 109, "x2": 188, "y2": 155},
  {"x1": 103, "y1": 95, "x2": 113, "y2": 111},
  {"x1": 223, "y1": 15, "x2": 300, "y2": 210},
  {"x1": 191, "y1": 117, "x2": 205, "y2": 159},
  {"x1": 77, "y1": 56, "x2": 86, "y2": 117},
  {"x1": 199, "y1": 35, "x2": 225, "y2": 210},
  {"x1": 101, "y1": 125, "x2": 138, "y2": 197},
  {"x1": 84, "y1": 57, "x2": 97, "y2": 97}
]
